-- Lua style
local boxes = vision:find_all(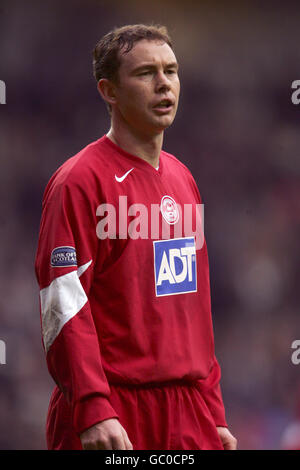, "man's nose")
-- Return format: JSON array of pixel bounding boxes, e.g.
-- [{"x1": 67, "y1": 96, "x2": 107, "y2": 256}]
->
[{"x1": 155, "y1": 71, "x2": 171, "y2": 92}]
